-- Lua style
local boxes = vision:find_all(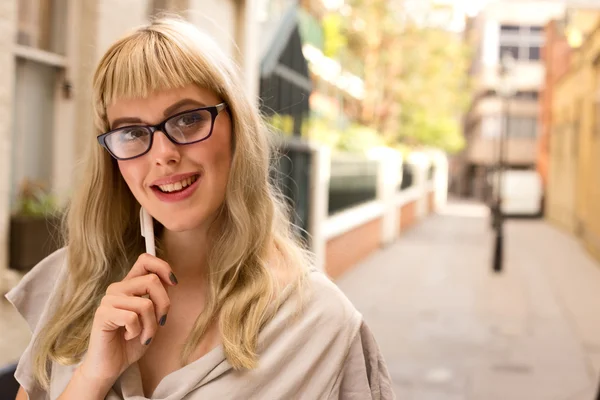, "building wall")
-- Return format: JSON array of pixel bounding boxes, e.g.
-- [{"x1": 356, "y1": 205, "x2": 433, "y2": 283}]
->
[
  {"x1": 325, "y1": 217, "x2": 382, "y2": 279},
  {"x1": 549, "y1": 74, "x2": 581, "y2": 233},
  {"x1": 461, "y1": 1, "x2": 565, "y2": 199},
  {"x1": 547, "y1": 19, "x2": 600, "y2": 262},
  {"x1": 576, "y1": 26, "x2": 600, "y2": 260},
  {"x1": 0, "y1": 0, "x2": 16, "y2": 282},
  {"x1": 538, "y1": 20, "x2": 572, "y2": 191}
]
